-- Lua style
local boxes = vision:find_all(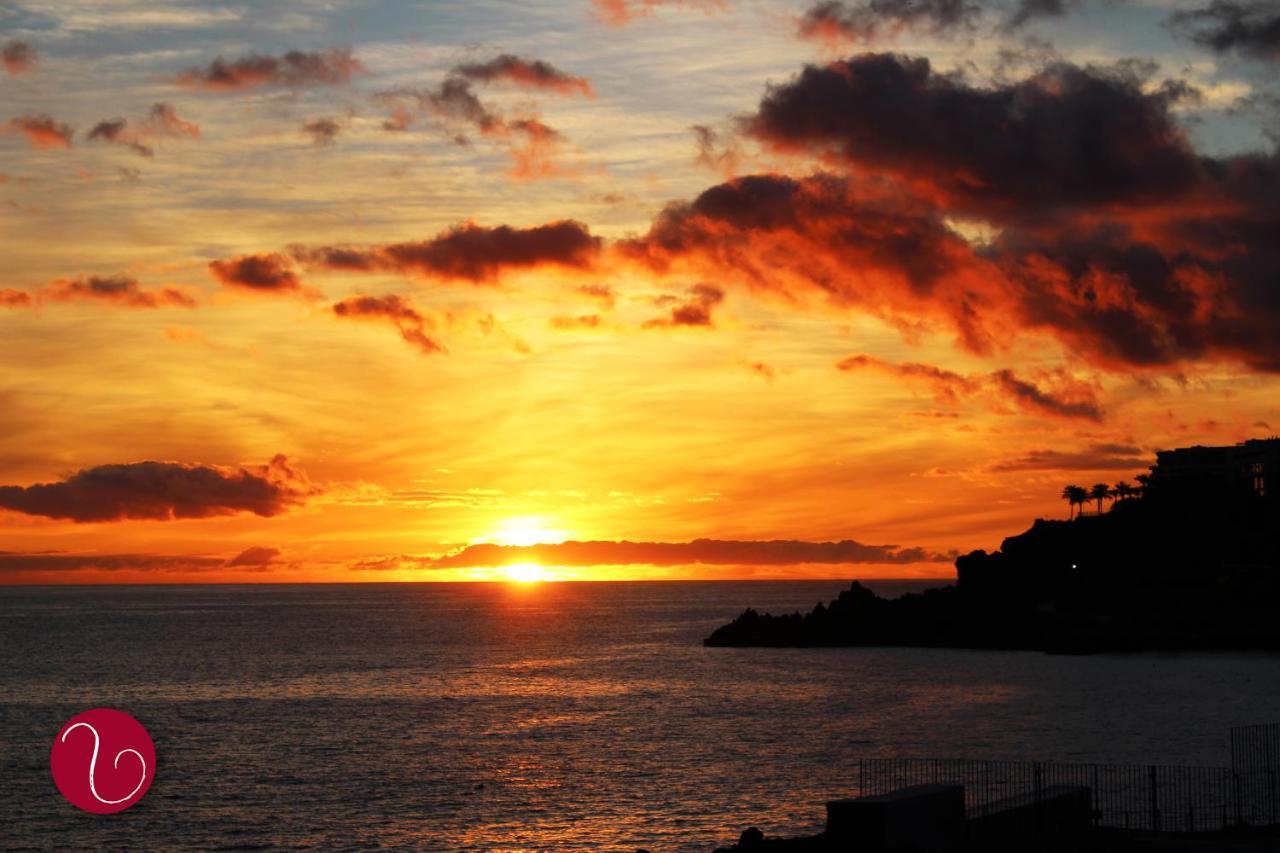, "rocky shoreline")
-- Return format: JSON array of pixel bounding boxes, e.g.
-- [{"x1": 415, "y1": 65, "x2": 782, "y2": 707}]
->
[{"x1": 706, "y1": 481, "x2": 1280, "y2": 653}]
